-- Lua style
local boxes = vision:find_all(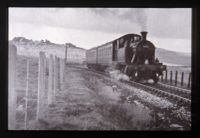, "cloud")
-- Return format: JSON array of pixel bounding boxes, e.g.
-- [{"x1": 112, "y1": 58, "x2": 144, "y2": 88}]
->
[
  {"x1": 146, "y1": 8, "x2": 191, "y2": 39},
  {"x1": 89, "y1": 8, "x2": 147, "y2": 30},
  {"x1": 9, "y1": 8, "x2": 191, "y2": 39},
  {"x1": 9, "y1": 8, "x2": 191, "y2": 52},
  {"x1": 88, "y1": 8, "x2": 191, "y2": 39},
  {"x1": 9, "y1": 8, "x2": 142, "y2": 34},
  {"x1": 9, "y1": 21, "x2": 125, "y2": 49}
]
